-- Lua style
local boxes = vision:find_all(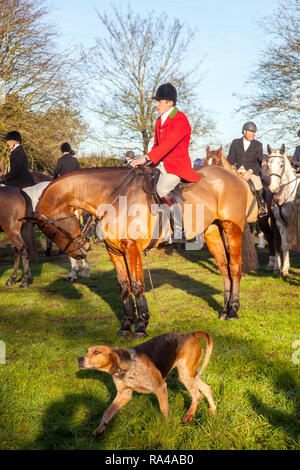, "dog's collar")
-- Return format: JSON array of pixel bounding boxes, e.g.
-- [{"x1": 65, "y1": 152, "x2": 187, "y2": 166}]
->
[{"x1": 112, "y1": 349, "x2": 137, "y2": 380}]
